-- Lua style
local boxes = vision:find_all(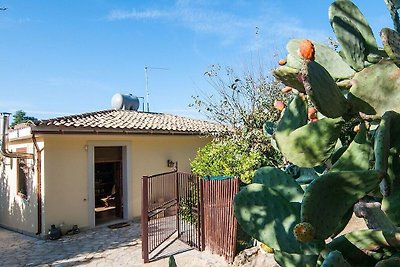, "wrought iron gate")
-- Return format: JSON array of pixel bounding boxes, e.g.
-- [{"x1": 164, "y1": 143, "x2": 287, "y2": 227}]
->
[
  {"x1": 176, "y1": 172, "x2": 203, "y2": 249},
  {"x1": 141, "y1": 170, "x2": 203, "y2": 263}
]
